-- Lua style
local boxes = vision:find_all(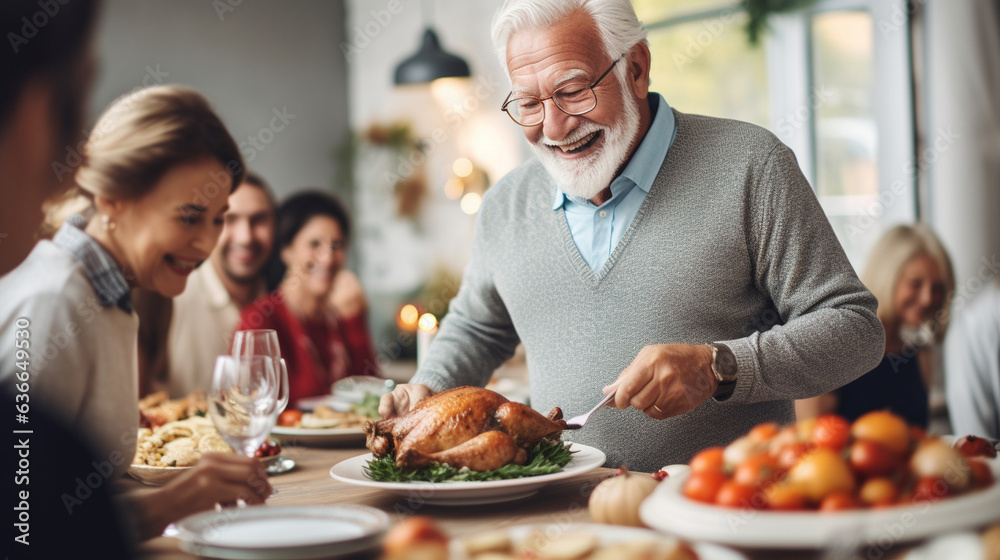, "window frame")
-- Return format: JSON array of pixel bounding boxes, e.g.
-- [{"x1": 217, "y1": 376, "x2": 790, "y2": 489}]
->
[
  {"x1": 767, "y1": 0, "x2": 918, "y2": 232},
  {"x1": 641, "y1": 0, "x2": 919, "y2": 264}
]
